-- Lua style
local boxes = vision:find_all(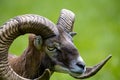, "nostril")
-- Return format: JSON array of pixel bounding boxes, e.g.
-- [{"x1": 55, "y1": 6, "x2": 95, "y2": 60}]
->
[{"x1": 76, "y1": 62, "x2": 85, "y2": 70}]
